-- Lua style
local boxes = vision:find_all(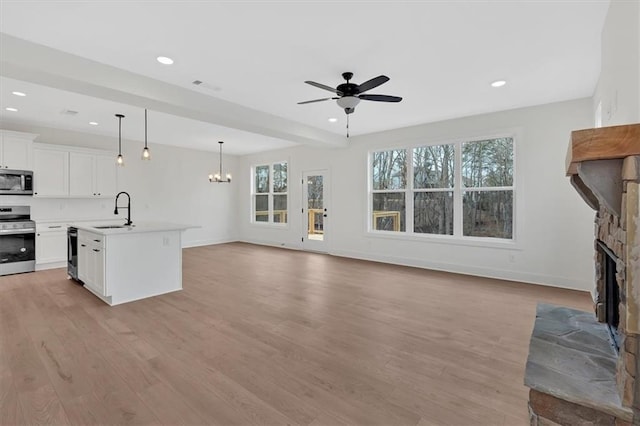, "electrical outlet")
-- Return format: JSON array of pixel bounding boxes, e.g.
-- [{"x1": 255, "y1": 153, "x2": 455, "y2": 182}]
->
[{"x1": 162, "y1": 237, "x2": 170, "y2": 246}]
